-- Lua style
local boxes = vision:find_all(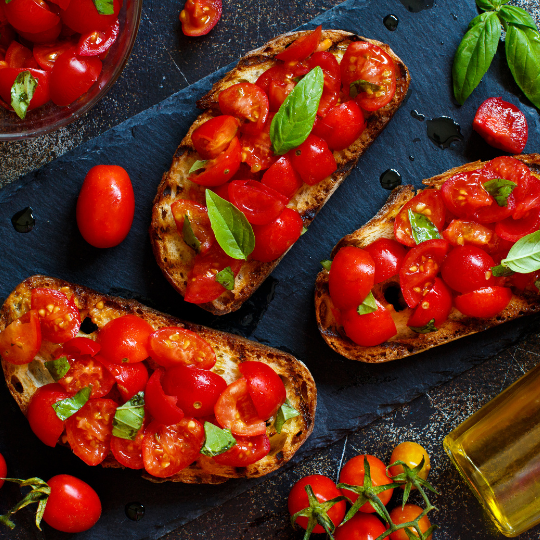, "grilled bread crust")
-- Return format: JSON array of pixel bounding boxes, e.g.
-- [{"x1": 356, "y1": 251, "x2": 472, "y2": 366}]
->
[
  {"x1": 315, "y1": 154, "x2": 540, "y2": 363},
  {"x1": 150, "y1": 29, "x2": 411, "y2": 315},
  {"x1": 1, "y1": 276, "x2": 317, "y2": 484}
]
